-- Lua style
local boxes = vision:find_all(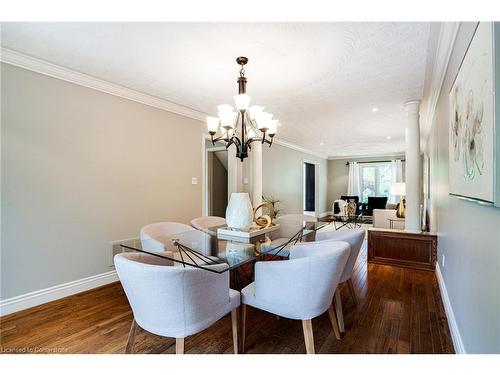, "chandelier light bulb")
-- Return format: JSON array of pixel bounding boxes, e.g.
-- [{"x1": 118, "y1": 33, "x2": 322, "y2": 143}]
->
[
  {"x1": 268, "y1": 120, "x2": 278, "y2": 136},
  {"x1": 219, "y1": 111, "x2": 237, "y2": 129},
  {"x1": 217, "y1": 104, "x2": 234, "y2": 114},
  {"x1": 233, "y1": 94, "x2": 251, "y2": 111},
  {"x1": 256, "y1": 112, "x2": 273, "y2": 130},
  {"x1": 249, "y1": 105, "x2": 264, "y2": 120},
  {"x1": 206, "y1": 116, "x2": 220, "y2": 133}
]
